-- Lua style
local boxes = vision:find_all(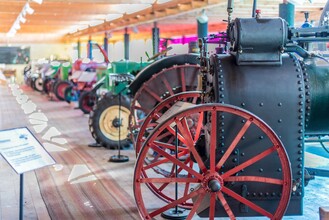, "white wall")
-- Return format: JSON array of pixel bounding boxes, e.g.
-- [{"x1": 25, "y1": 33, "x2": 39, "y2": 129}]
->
[{"x1": 0, "y1": 43, "x2": 73, "y2": 84}]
